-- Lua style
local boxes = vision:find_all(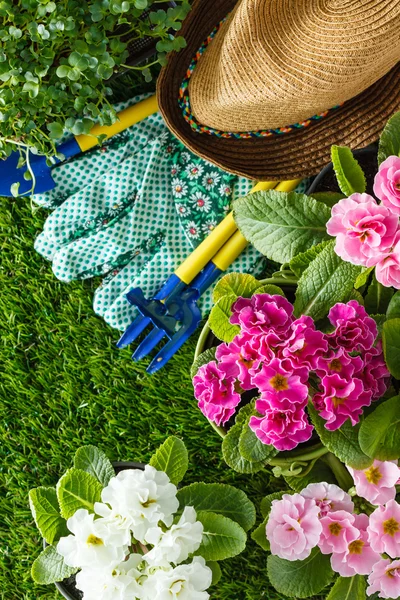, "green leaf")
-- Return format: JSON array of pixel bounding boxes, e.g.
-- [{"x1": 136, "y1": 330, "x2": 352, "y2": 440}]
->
[
  {"x1": 149, "y1": 436, "x2": 188, "y2": 485},
  {"x1": 212, "y1": 272, "x2": 261, "y2": 303},
  {"x1": 222, "y1": 404, "x2": 266, "y2": 474},
  {"x1": 308, "y1": 403, "x2": 372, "y2": 469},
  {"x1": 208, "y1": 294, "x2": 240, "y2": 343},
  {"x1": 326, "y1": 575, "x2": 366, "y2": 600},
  {"x1": 289, "y1": 241, "x2": 331, "y2": 278},
  {"x1": 252, "y1": 284, "x2": 285, "y2": 296},
  {"x1": 233, "y1": 190, "x2": 331, "y2": 263},
  {"x1": 177, "y1": 482, "x2": 256, "y2": 531},
  {"x1": 190, "y1": 347, "x2": 216, "y2": 379},
  {"x1": 56, "y1": 65, "x2": 70, "y2": 78},
  {"x1": 207, "y1": 561, "x2": 222, "y2": 586},
  {"x1": 29, "y1": 487, "x2": 68, "y2": 545},
  {"x1": 284, "y1": 458, "x2": 337, "y2": 492},
  {"x1": 73, "y1": 445, "x2": 114, "y2": 486},
  {"x1": 309, "y1": 191, "x2": 345, "y2": 208},
  {"x1": 10, "y1": 182, "x2": 20, "y2": 197},
  {"x1": 31, "y1": 546, "x2": 78, "y2": 585},
  {"x1": 294, "y1": 241, "x2": 362, "y2": 321},
  {"x1": 371, "y1": 313, "x2": 386, "y2": 336},
  {"x1": 239, "y1": 414, "x2": 278, "y2": 463},
  {"x1": 387, "y1": 291, "x2": 400, "y2": 320},
  {"x1": 56, "y1": 468, "x2": 103, "y2": 519},
  {"x1": 331, "y1": 145, "x2": 367, "y2": 195},
  {"x1": 354, "y1": 267, "x2": 373, "y2": 290},
  {"x1": 195, "y1": 511, "x2": 246, "y2": 561},
  {"x1": 47, "y1": 122, "x2": 64, "y2": 139},
  {"x1": 359, "y1": 396, "x2": 400, "y2": 460},
  {"x1": 267, "y1": 547, "x2": 335, "y2": 598},
  {"x1": 383, "y1": 318, "x2": 400, "y2": 379},
  {"x1": 251, "y1": 516, "x2": 269, "y2": 550},
  {"x1": 364, "y1": 276, "x2": 394, "y2": 315},
  {"x1": 378, "y1": 111, "x2": 400, "y2": 165},
  {"x1": 260, "y1": 491, "x2": 288, "y2": 519}
]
